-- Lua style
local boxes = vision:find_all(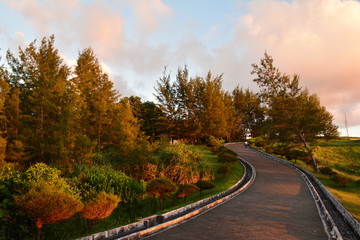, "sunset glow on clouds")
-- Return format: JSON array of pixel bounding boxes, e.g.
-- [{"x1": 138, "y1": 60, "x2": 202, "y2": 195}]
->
[{"x1": 0, "y1": 0, "x2": 359, "y2": 136}]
